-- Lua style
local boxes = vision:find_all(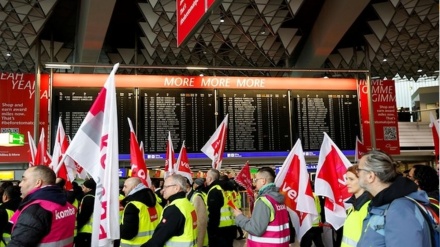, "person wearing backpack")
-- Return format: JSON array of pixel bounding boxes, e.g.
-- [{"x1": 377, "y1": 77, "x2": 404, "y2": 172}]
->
[{"x1": 357, "y1": 150, "x2": 432, "y2": 247}]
